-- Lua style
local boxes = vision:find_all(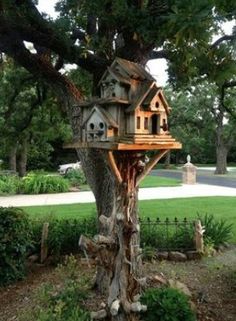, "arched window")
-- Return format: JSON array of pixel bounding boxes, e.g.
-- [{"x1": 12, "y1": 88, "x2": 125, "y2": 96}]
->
[{"x1": 151, "y1": 114, "x2": 158, "y2": 134}]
